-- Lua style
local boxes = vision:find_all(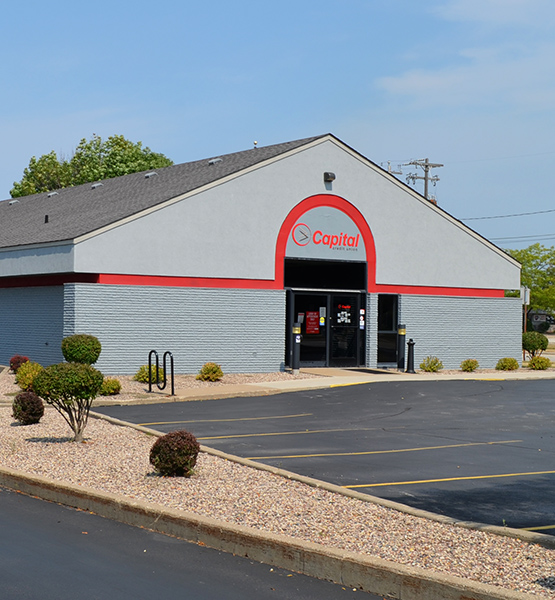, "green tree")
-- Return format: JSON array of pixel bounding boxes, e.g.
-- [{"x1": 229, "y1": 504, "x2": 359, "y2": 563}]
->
[
  {"x1": 33, "y1": 362, "x2": 104, "y2": 442},
  {"x1": 507, "y1": 244, "x2": 555, "y2": 314},
  {"x1": 11, "y1": 134, "x2": 173, "y2": 197}
]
